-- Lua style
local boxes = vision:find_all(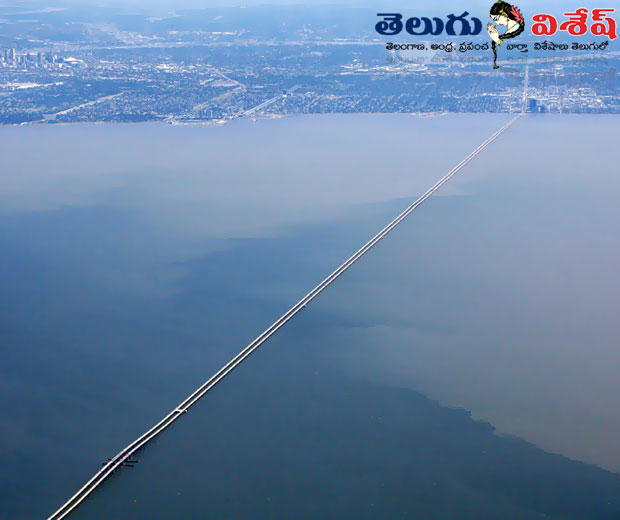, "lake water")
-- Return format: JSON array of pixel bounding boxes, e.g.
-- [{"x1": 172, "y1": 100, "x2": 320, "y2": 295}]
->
[{"x1": 1, "y1": 114, "x2": 619, "y2": 520}]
